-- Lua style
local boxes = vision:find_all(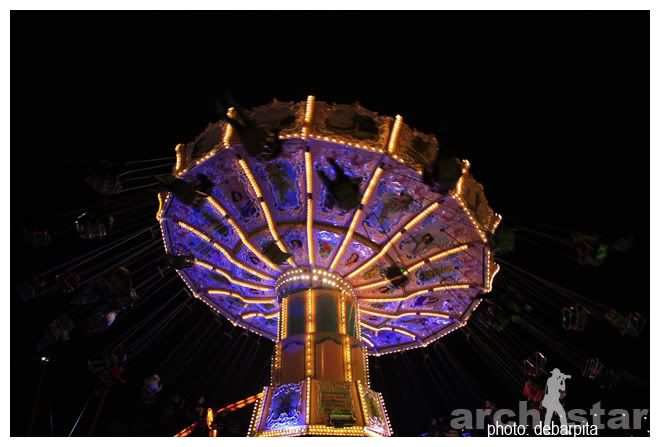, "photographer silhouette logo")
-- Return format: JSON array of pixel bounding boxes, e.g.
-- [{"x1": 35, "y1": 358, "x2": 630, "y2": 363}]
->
[
  {"x1": 449, "y1": 363, "x2": 647, "y2": 436},
  {"x1": 542, "y1": 368, "x2": 571, "y2": 427}
]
